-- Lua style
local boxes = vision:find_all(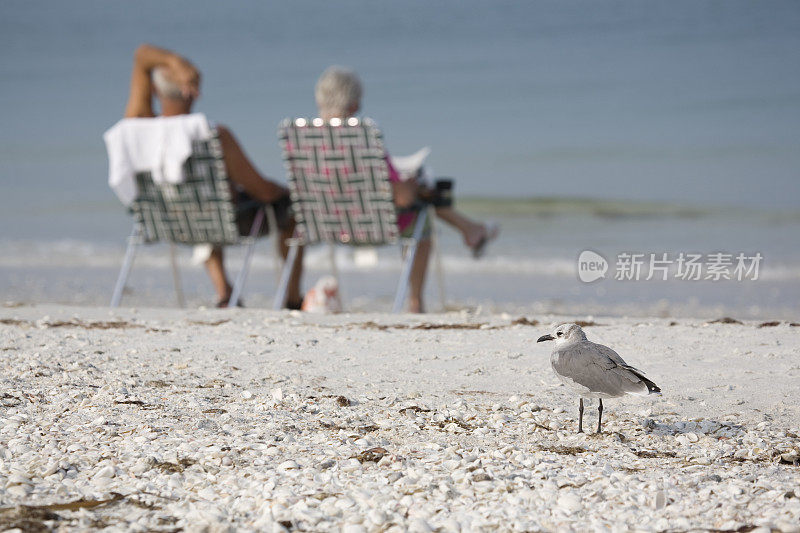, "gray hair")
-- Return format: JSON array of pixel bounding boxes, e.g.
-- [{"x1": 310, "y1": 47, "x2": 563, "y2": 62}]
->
[
  {"x1": 152, "y1": 67, "x2": 185, "y2": 100},
  {"x1": 315, "y1": 66, "x2": 362, "y2": 117}
]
